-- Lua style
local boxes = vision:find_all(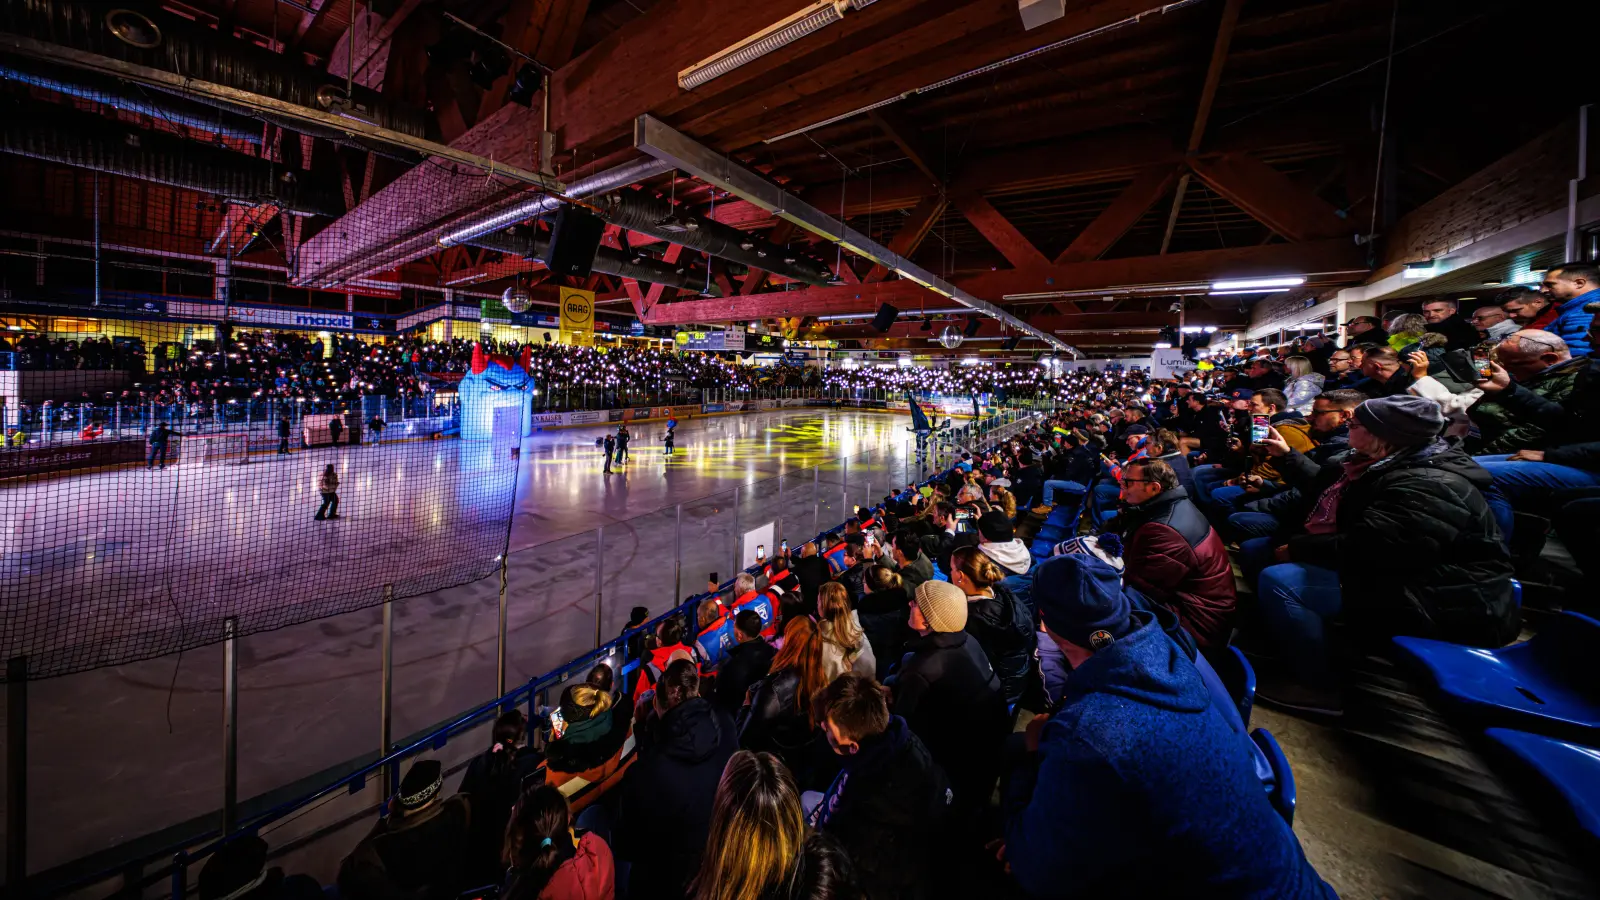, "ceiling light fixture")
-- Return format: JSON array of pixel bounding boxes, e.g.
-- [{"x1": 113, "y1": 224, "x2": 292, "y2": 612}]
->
[
  {"x1": 679, "y1": 0, "x2": 880, "y2": 92},
  {"x1": 1209, "y1": 276, "x2": 1306, "y2": 291}
]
